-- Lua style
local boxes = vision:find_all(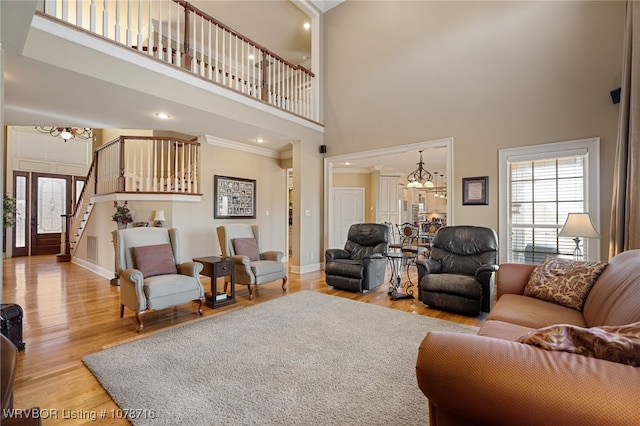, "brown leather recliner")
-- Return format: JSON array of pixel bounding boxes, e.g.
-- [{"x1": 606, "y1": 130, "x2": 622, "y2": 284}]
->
[
  {"x1": 416, "y1": 226, "x2": 498, "y2": 316},
  {"x1": 325, "y1": 223, "x2": 389, "y2": 293}
]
